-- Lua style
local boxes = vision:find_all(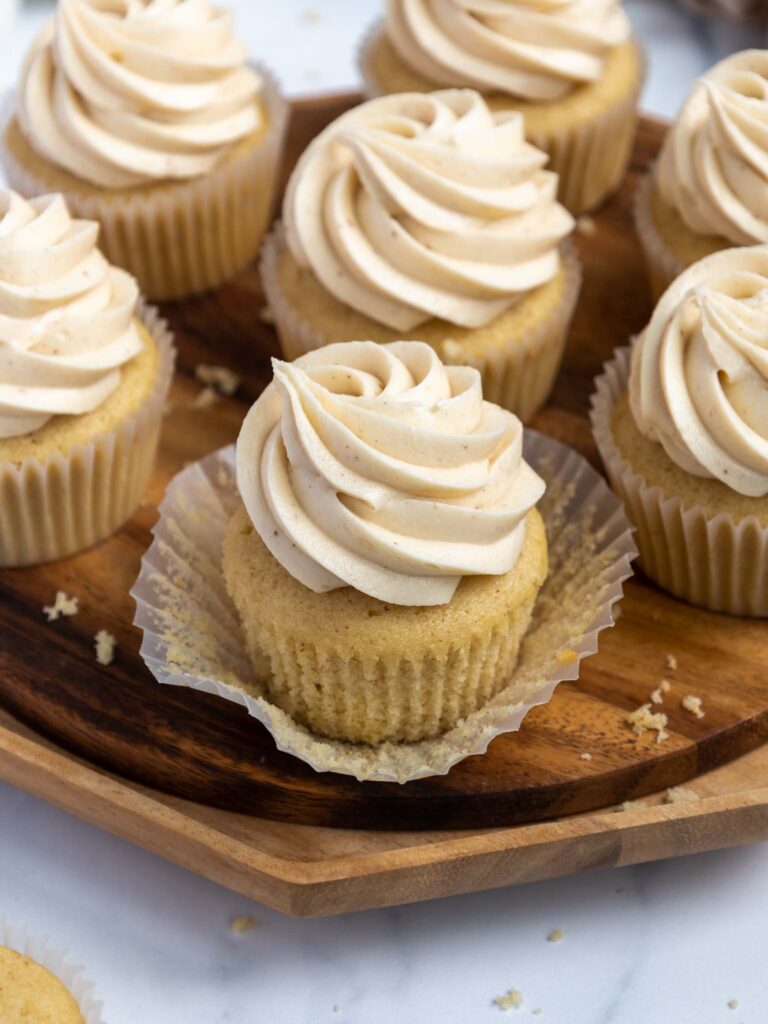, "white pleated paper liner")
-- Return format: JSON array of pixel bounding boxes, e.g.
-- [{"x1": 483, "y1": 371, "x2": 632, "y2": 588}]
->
[
  {"x1": 131, "y1": 431, "x2": 637, "y2": 784},
  {"x1": 0, "y1": 919, "x2": 106, "y2": 1023}
]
